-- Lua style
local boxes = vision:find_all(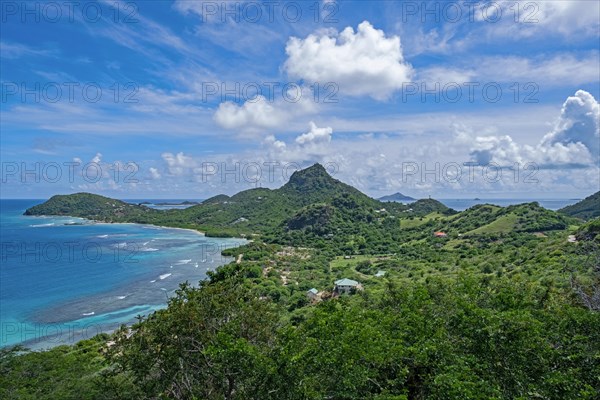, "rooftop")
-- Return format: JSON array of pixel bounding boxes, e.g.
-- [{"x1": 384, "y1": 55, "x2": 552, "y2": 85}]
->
[{"x1": 335, "y1": 278, "x2": 359, "y2": 287}]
